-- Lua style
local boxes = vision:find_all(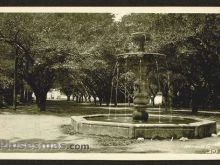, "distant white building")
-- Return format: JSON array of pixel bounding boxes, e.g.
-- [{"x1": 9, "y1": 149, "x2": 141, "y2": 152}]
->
[
  {"x1": 32, "y1": 89, "x2": 68, "y2": 100},
  {"x1": 154, "y1": 94, "x2": 163, "y2": 105},
  {"x1": 149, "y1": 92, "x2": 164, "y2": 105}
]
